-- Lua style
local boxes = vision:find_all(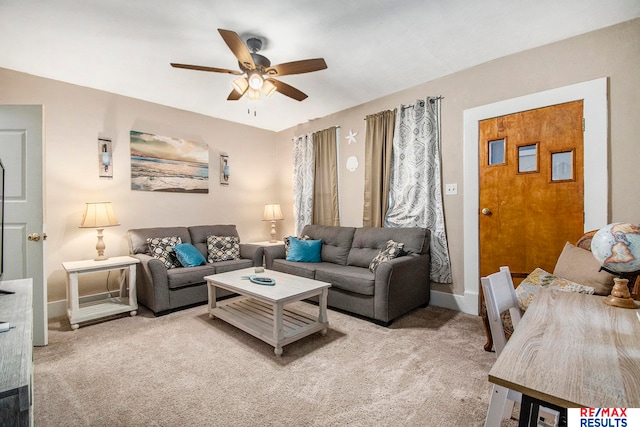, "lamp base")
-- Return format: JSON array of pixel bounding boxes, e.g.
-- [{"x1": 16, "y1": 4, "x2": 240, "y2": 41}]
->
[
  {"x1": 94, "y1": 228, "x2": 109, "y2": 261},
  {"x1": 603, "y1": 278, "x2": 639, "y2": 309},
  {"x1": 269, "y1": 220, "x2": 277, "y2": 243}
]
